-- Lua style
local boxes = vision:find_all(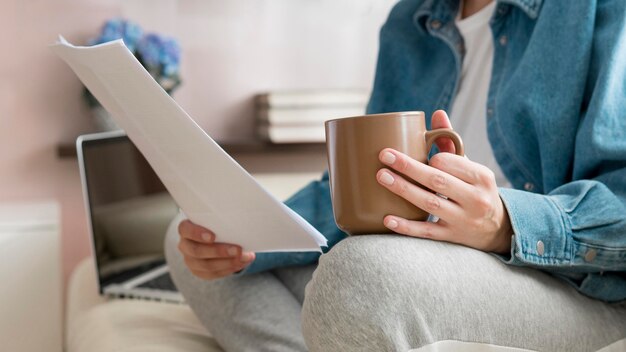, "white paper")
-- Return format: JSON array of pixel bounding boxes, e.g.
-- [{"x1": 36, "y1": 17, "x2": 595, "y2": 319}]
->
[{"x1": 51, "y1": 36, "x2": 327, "y2": 253}]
